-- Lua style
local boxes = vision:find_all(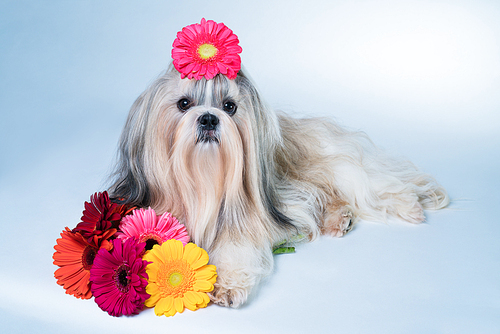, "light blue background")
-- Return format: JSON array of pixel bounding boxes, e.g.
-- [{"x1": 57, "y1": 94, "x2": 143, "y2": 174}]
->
[{"x1": 1, "y1": 1, "x2": 499, "y2": 333}]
